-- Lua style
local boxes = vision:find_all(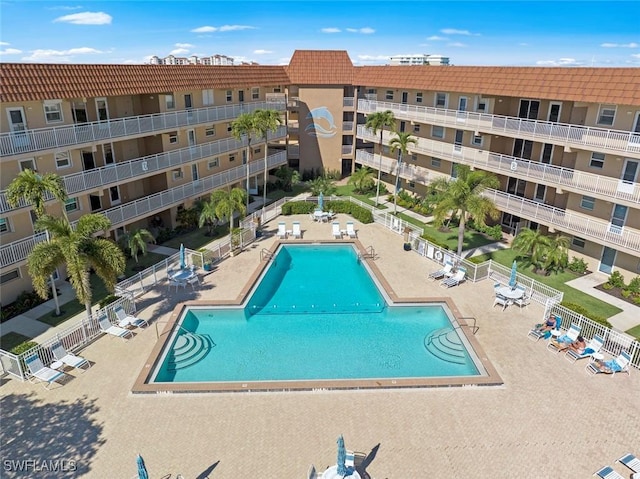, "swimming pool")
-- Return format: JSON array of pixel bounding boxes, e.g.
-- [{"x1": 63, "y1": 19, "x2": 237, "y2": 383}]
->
[{"x1": 141, "y1": 243, "x2": 492, "y2": 392}]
